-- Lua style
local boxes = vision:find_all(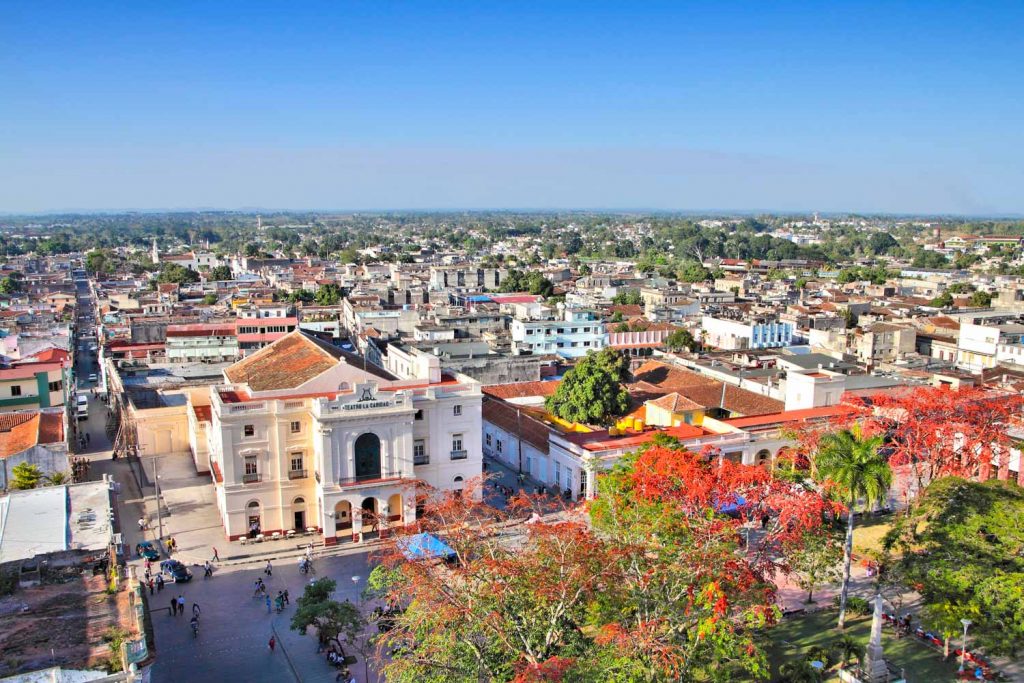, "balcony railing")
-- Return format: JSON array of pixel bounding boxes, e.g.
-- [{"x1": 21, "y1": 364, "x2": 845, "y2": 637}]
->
[
  {"x1": 413, "y1": 454, "x2": 430, "y2": 465},
  {"x1": 288, "y1": 469, "x2": 308, "y2": 480},
  {"x1": 450, "y1": 450, "x2": 468, "y2": 460},
  {"x1": 336, "y1": 470, "x2": 404, "y2": 486},
  {"x1": 242, "y1": 473, "x2": 262, "y2": 484}
]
